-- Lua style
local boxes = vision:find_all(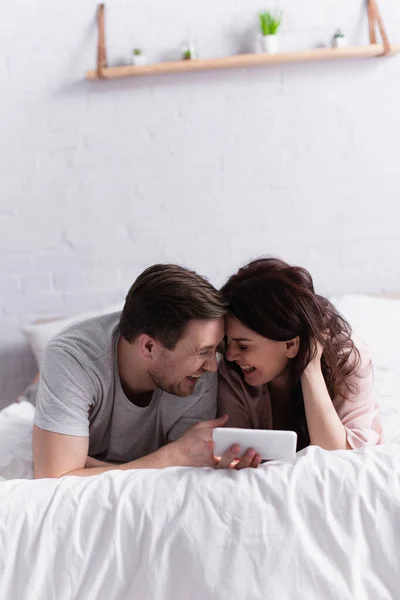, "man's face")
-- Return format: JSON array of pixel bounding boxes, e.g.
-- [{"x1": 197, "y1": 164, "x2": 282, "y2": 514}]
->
[{"x1": 149, "y1": 318, "x2": 225, "y2": 397}]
